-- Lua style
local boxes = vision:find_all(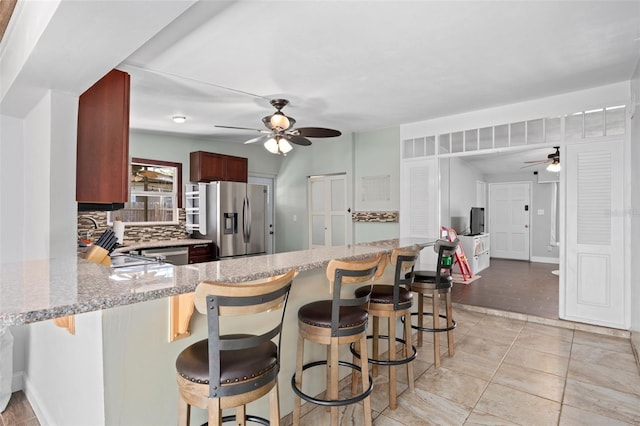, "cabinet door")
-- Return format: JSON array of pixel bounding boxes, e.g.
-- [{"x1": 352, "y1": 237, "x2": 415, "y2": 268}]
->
[
  {"x1": 76, "y1": 69, "x2": 130, "y2": 203},
  {"x1": 190, "y1": 151, "x2": 225, "y2": 182},
  {"x1": 188, "y1": 243, "x2": 214, "y2": 263},
  {"x1": 224, "y1": 155, "x2": 248, "y2": 182}
]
